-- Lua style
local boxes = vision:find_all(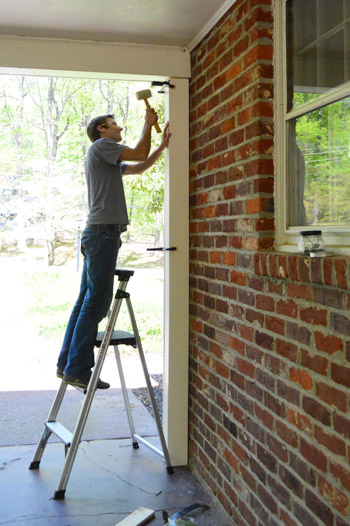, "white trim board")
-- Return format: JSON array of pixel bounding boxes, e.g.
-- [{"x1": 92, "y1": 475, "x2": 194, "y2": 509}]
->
[
  {"x1": 163, "y1": 78, "x2": 189, "y2": 466},
  {"x1": 188, "y1": 0, "x2": 238, "y2": 51},
  {"x1": 0, "y1": 35, "x2": 191, "y2": 79}
]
